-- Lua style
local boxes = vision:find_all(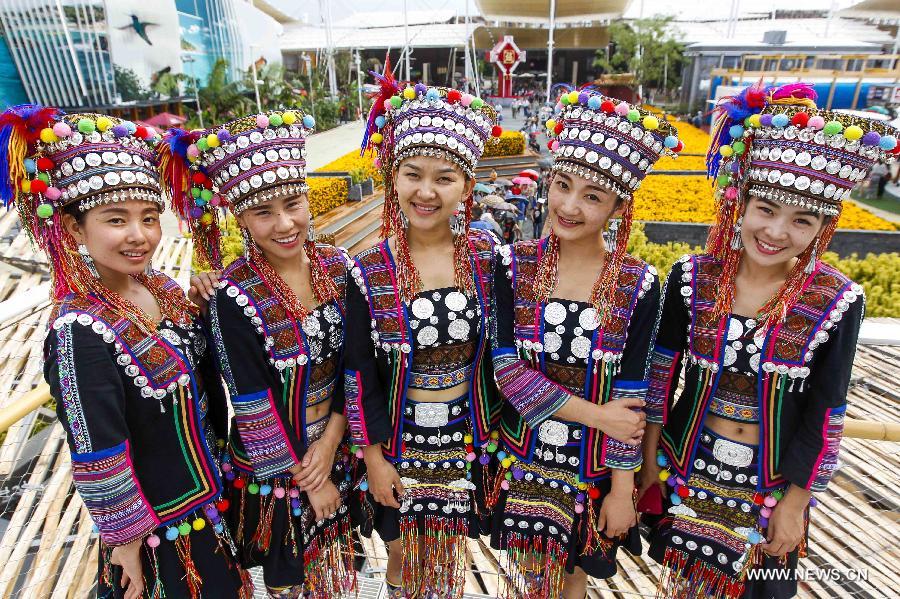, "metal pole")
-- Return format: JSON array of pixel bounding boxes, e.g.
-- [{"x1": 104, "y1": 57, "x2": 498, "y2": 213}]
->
[
  {"x1": 471, "y1": 31, "x2": 481, "y2": 97},
  {"x1": 464, "y1": 2, "x2": 471, "y2": 92},
  {"x1": 546, "y1": 0, "x2": 555, "y2": 101},
  {"x1": 636, "y1": 0, "x2": 644, "y2": 101},
  {"x1": 250, "y1": 46, "x2": 262, "y2": 113},
  {"x1": 184, "y1": 56, "x2": 203, "y2": 128},
  {"x1": 404, "y1": 0, "x2": 410, "y2": 81},
  {"x1": 663, "y1": 52, "x2": 668, "y2": 97},
  {"x1": 321, "y1": 0, "x2": 338, "y2": 97},
  {"x1": 355, "y1": 49, "x2": 364, "y2": 120},
  {"x1": 304, "y1": 54, "x2": 316, "y2": 123}
]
